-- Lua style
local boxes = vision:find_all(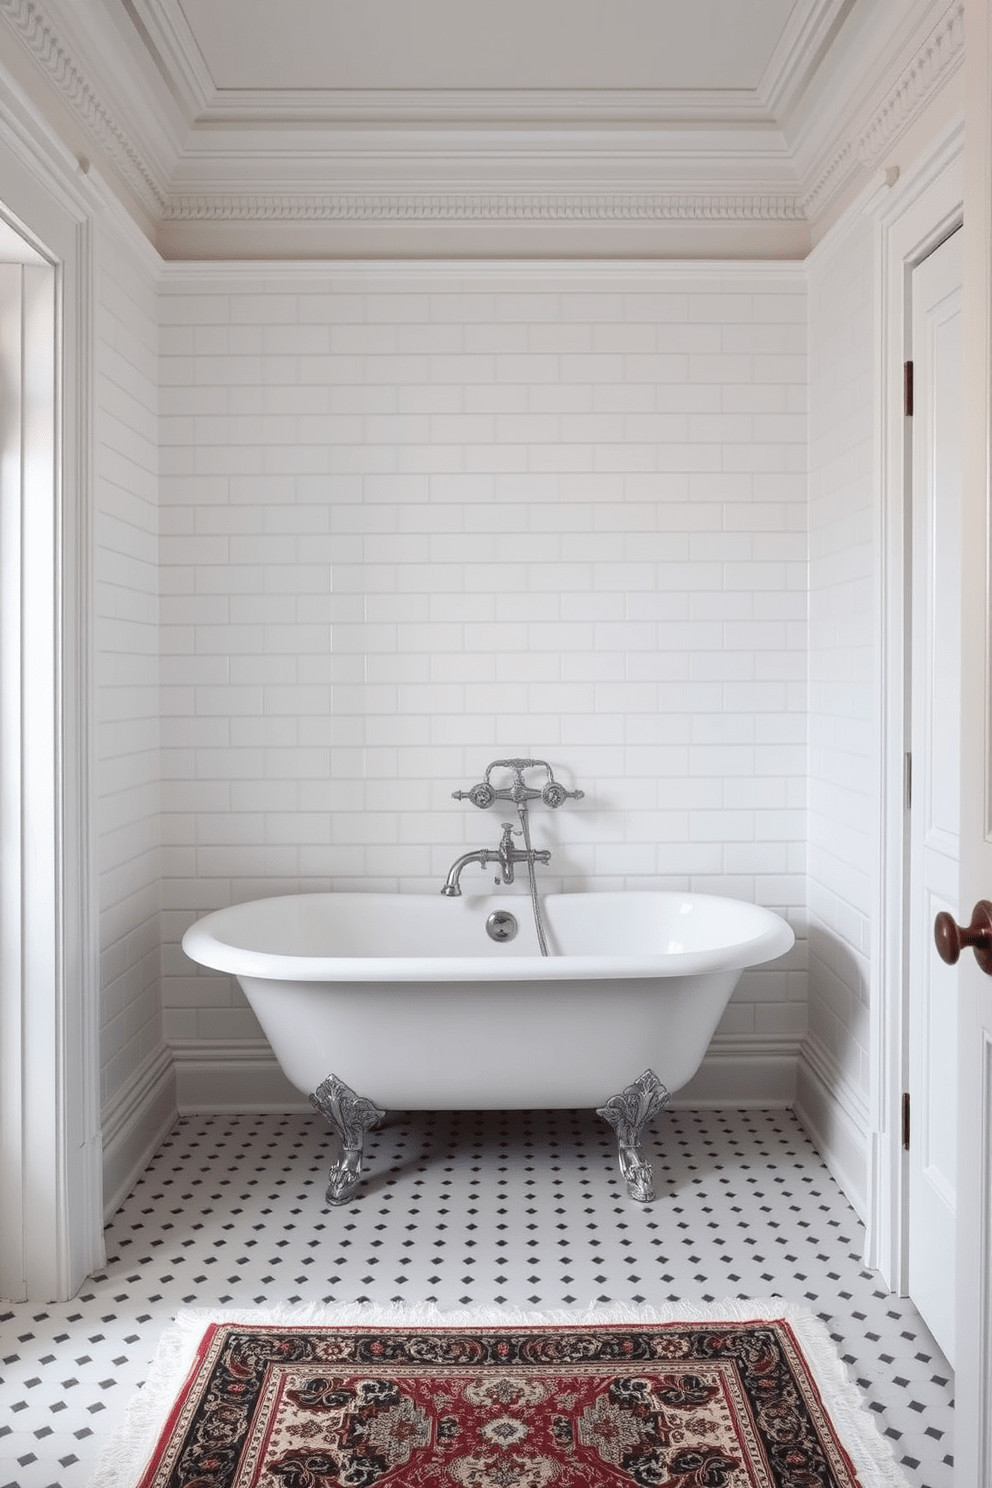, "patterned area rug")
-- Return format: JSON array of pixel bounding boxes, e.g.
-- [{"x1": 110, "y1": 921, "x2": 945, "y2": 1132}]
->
[{"x1": 89, "y1": 1302, "x2": 910, "y2": 1488}]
